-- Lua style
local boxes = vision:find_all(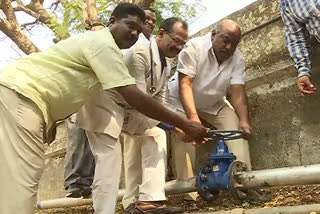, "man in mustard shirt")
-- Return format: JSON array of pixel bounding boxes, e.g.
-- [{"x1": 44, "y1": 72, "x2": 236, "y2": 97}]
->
[{"x1": 0, "y1": 3, "x2": 207, "y2": 214}]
